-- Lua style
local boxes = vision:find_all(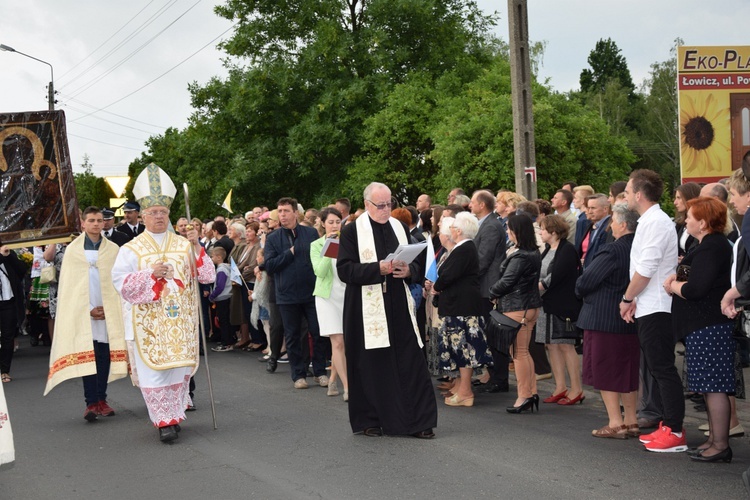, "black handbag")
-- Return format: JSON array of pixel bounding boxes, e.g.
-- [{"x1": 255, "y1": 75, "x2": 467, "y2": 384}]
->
[
  {"x1": 549, "y1": 314, "x2": 582, "y2": 340},
  {"x1": 486, "y1": 308, "x2": 528, "y2": 356}
]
